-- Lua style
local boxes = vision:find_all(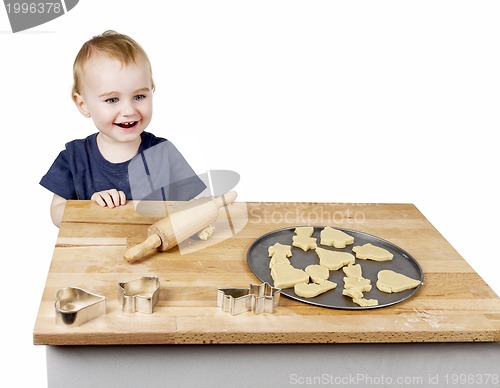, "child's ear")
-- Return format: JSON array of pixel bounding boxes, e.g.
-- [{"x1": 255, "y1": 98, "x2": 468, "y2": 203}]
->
[{"x1": 73, "y1": 93, "x2": 91, "y2": 118}]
